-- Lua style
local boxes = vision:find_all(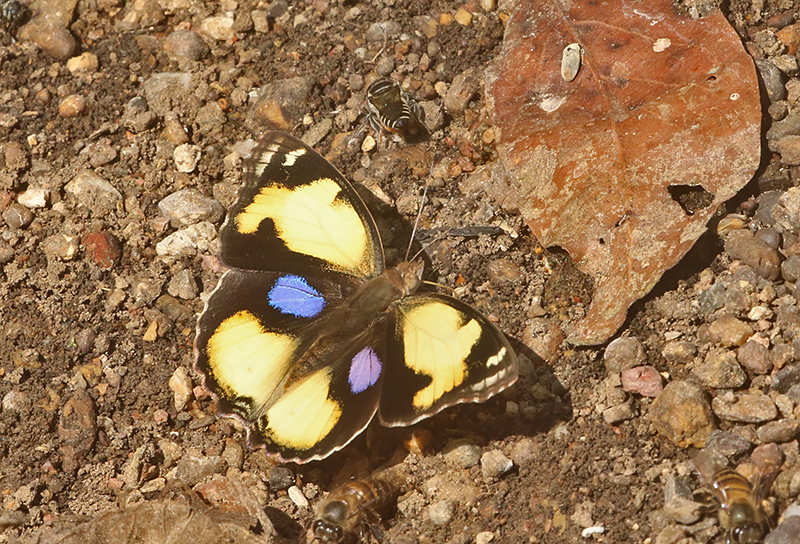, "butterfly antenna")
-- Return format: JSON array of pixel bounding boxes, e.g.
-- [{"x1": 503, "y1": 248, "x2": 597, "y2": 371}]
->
[{"x1": 404, "y1": 182, "x2": 430, "y2": 262}]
